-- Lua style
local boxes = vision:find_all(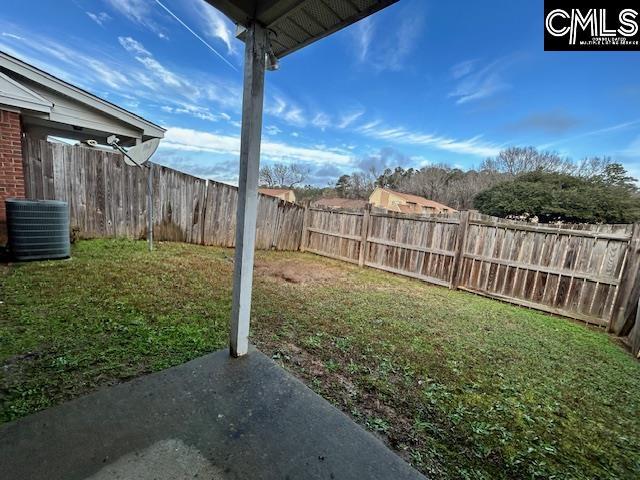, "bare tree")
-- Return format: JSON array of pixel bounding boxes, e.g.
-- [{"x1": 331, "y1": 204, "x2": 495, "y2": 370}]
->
[
  {"x1": 402, "y1": 163, "x2": 452, "y2": 200},
  {"x1": 396, "y1": 165, "x2": 504, "y2": 210},
  {"x1": 573, "y1": 156, "x2": 612, "y2": 179},
  {"x1": 260, "y1": 165, "x2": 276, "y2": 187},
  {"x1": 323, "y1": 147, "x2": 623, "y2": 211},
  {"x1": 334, "y1": 169, "x2": 377, "y2": 199},
  {"x1": 259, "y1": 163, "x2": 310, "y2": 188},
  {"x1": 481, "y1": 146, "x2": 574, "y2": 176},
  {"x1": 350, "y1": 169, "x2": 377, "y2": 198}
]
